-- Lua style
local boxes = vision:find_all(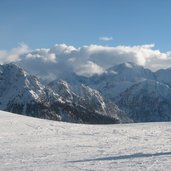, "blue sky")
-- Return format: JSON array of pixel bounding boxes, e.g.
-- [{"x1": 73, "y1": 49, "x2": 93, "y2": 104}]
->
[{"x1": 0, "y1": 0, "x2": 171, "y2": 51}]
